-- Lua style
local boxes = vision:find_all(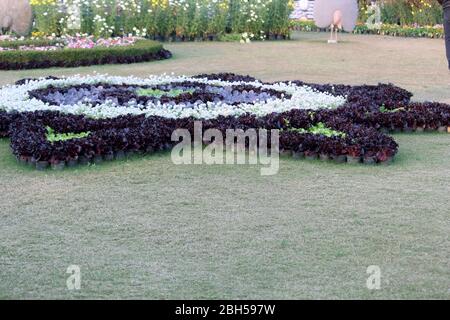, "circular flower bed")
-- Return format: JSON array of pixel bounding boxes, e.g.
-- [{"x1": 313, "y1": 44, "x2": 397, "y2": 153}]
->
[
  {"x1": 0, "y1": 73, "x2": 449, "y2": 170},
  {"x1": 0, "y1": 37, "x2": 172, "y2": 70},
  {"x1": 0, "y1": 36, "x2": 137, "y2": 52}
]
